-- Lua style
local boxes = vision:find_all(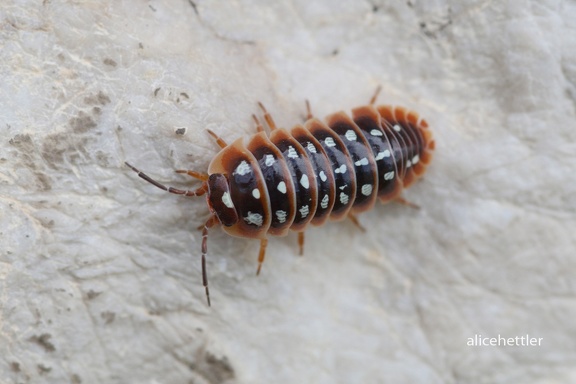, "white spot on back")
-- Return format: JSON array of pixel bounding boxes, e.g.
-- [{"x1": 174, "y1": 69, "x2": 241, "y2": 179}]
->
[
  {"x1": 370, "y1": 129, "x2": 383, "y2": 136},
  {"x1": 300, "y1": 174, "x2": 310, "y2": 189},
  {"x1": 345, "y1": 130, "x2": 357, "y2": 141},
  {"x1": 252, "y1": 188, "x2": 261, "y2": 199},
  {"x1": 265, "y1": 154, "x2": 275, "y2": 166},
  {"x1": 299, "y1": 205, "x2": 309, "y2": 218},
  {"x1": 276, "y1": 210, "x2": 287, "y2": 223},
  {"x1": 244, "y1": 212, "x2": 263, "y2": 226},
  {"x1": 361, "y1": 184, "x2": 373, "y2": 196},
  {"x1": 320, "y1": 194, "x2": 329, "y2": 209},
  {"x1": 319, "y1": 171, "x2": 327, "y2": 182},
  {"x1": 384, "y1": 171, "x2": 395, "y2": 180},
  {"x1": 307, "y1": 142, "x2": 317, "y2": 153},
  {"x1": 234, "y1": 160, "x2": 251, "y2": 176},
  {"x1": 375, "y1": 150, "x2": 391, "y2": 160},
  {"x1": 412, "y1": 154, "x2": 420, "y2": 164},
  {"x1": 339, "y1": 184, "x2": 346, "y2": 190},
  {"x1": 277, "y1": 181, "x2": 287, "y2": 194},
  {"x1": 339, "y1": 192, "x2": 349, "y2": 205},
  {"x1": 287, "y1": 146, "x2": 298, "y2": 159},
  {"x1": 354, "y1": 157, "x2": 368, "y2": 166},
  {"x1": 393, "y1": 124, "x2": 401, "y2": 132},
  {"x1": 406, "y1": 160, "x2": 412, "y2": 168},
  {"x1": 325, "y1": 137, "x2": 336, "y2": 147},
  {"x1": 222, "y1": 191, "x2": 234, "y2": 208},
  {"x1": 334, "y1": 164, "x2": 347, "y2": 174}
]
